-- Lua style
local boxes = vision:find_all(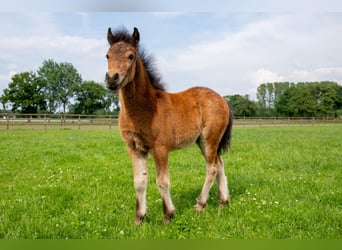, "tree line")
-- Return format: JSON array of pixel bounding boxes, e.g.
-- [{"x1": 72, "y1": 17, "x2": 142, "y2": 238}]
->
[
  {"x1": 225, "y1": 81, "x2": 342, "y2": 118},
  {"x1": 0, "y1": 59, "x2": 119, "y2": 115},
  {"x1": 1, "y1": 59, "x2": 341, "y2": 117}
]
